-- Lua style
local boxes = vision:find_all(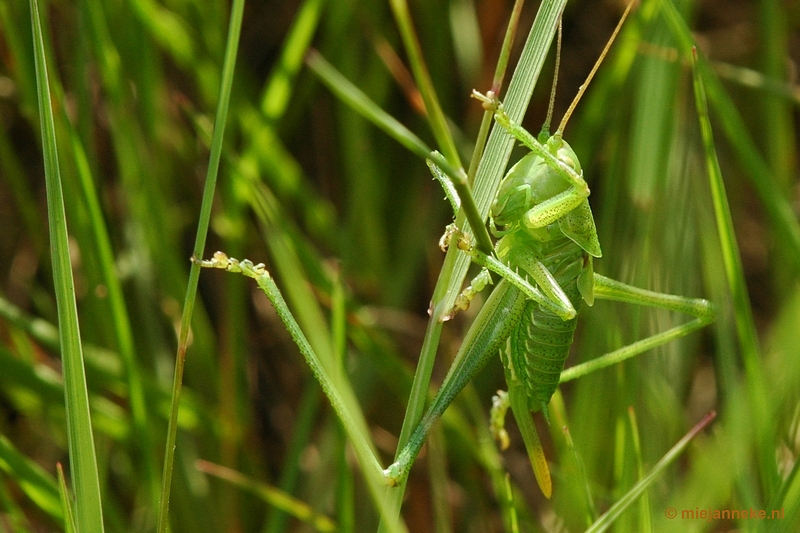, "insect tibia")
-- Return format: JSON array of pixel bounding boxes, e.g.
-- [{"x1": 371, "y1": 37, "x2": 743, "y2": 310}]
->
[
  {"x1": 490, "y1": 390, "x2": 511, "y2": 450},
  {"x1": 427, "y1": 154, "x2": 461, "y2": 216}
]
